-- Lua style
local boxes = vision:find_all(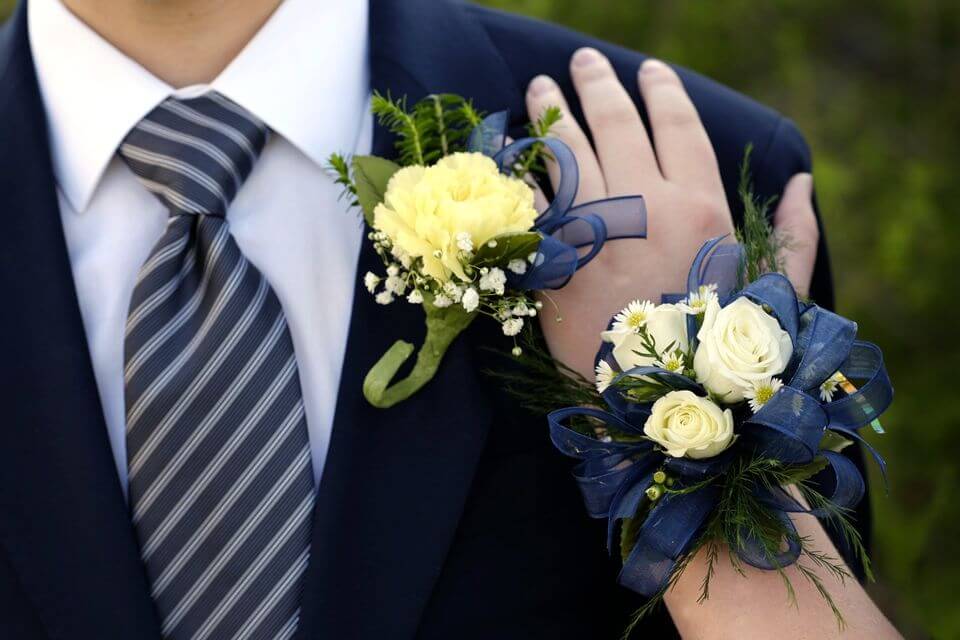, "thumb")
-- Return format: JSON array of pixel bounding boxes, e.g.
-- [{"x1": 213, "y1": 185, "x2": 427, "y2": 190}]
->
[{"x1": 773, "y1": 173, "x2": 818, "y2": 299}]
